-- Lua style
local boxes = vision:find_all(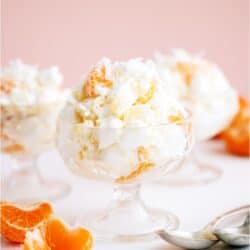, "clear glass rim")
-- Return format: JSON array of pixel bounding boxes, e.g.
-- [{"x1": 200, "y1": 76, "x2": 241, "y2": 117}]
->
[{"x1": 71, "y1": 109, "x2": 192, "y2": 130}]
